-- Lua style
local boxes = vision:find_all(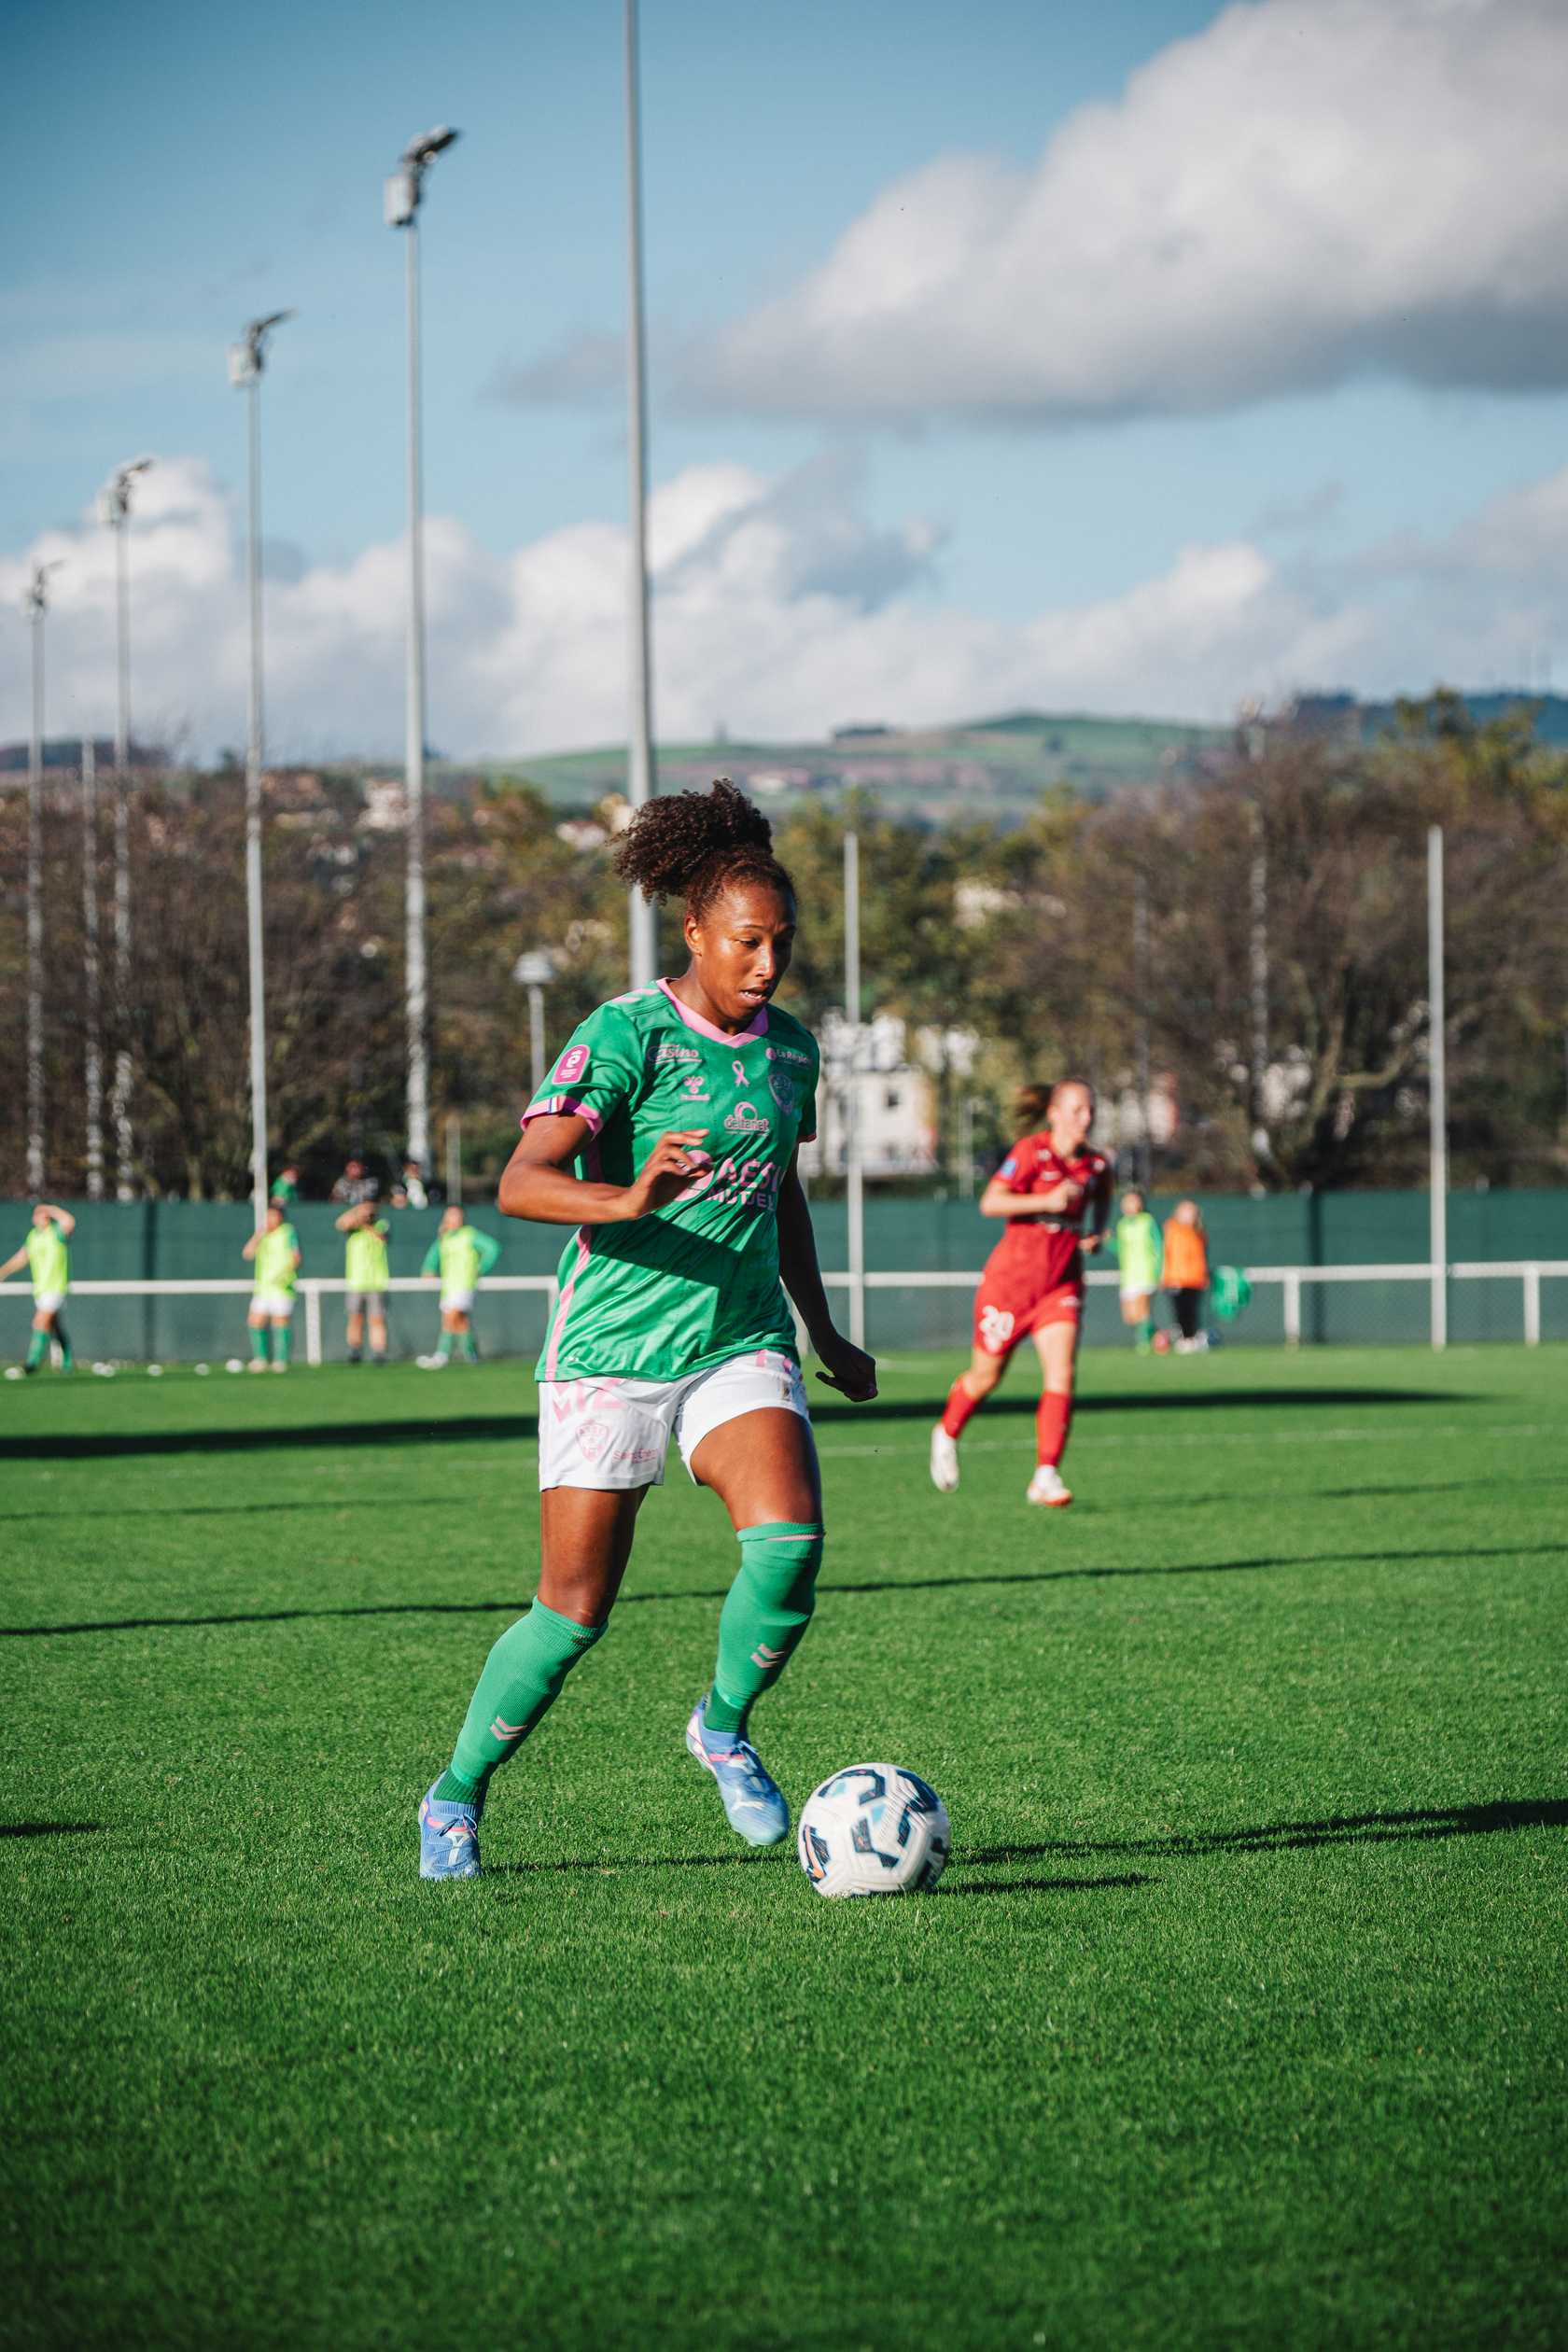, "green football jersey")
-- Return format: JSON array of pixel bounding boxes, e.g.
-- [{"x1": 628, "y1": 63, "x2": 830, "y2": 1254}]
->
[
  {"x1": 253, "y1": 1223, "x2": 299, "y2": 1295},
  {"x1": 525, "y1": 980, "x2": 819, "y2": 1382},
  {"x1": 427, "y1": 1225, "x2": 499, "y2": 1295},
  {"x1": 344, "y1": 1219, "x2": 390, "y2": 1292},
  {"x1": 25, "y1": 1223, "x2": 70, "y2": 1297},
  {"x1": 1114, "y1": 1211, "x2": 1162, "y2": 1292}
]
